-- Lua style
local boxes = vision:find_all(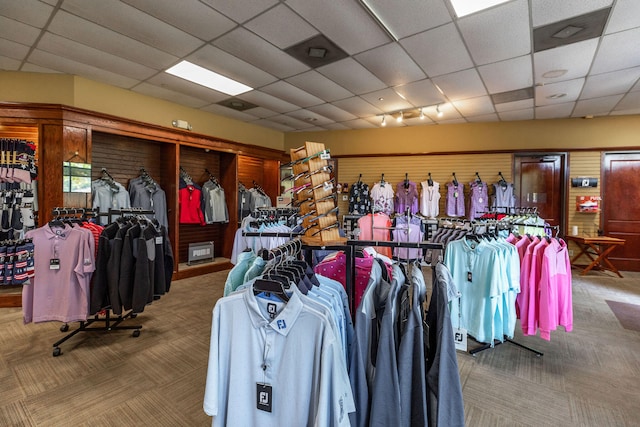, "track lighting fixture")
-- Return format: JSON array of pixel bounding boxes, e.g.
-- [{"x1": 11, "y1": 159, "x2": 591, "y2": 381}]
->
[
  {"x1": 436, "y1": 105, "x2": 443, "y2": 118},
  {"x1": 381, "y1": 115, "x2": 386, "y2": 127},
  {"x1": 397, "y1": 111, "x2": 403, "y2": 123},
  {"x1": 419, "y1": 108, "x2": 425, "y2": 120}
]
